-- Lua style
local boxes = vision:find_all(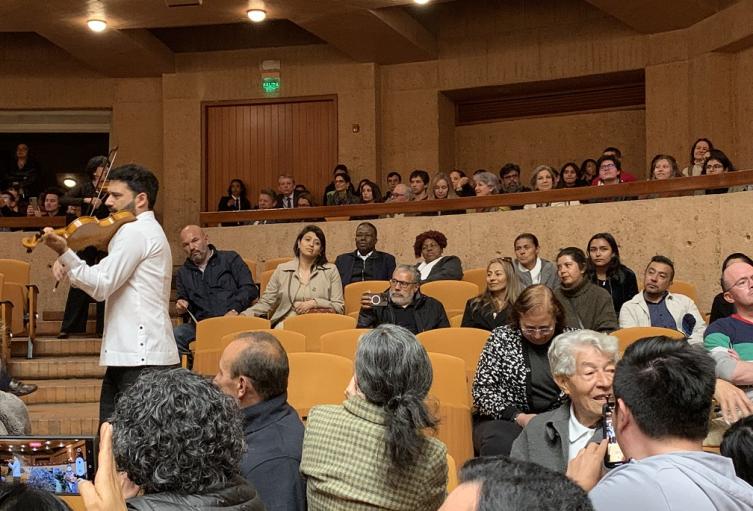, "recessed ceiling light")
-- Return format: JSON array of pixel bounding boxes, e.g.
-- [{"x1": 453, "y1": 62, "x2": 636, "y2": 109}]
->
[
  {"x1": 87, "y1": 19, "x2": 107, "y2": 32},
  {"x1": 63, "y1": 178, "x2": 77, "y2": 188},
  {"x1": 247, "y1": 9, "x2": 267, "y2": 22},
  {"x1": 414, "y1": 0, "x2": 431, "y2": 4}
]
